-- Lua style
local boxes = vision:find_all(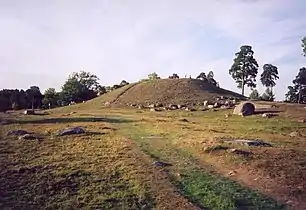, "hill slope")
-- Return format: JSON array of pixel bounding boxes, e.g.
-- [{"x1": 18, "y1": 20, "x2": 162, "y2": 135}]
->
[{"x1": 95, "y1": 78, "x2": 244, "y2": 107}]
